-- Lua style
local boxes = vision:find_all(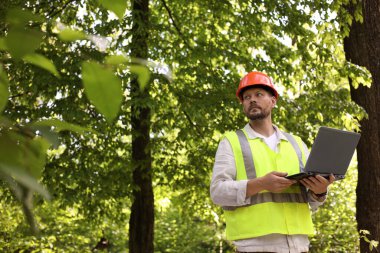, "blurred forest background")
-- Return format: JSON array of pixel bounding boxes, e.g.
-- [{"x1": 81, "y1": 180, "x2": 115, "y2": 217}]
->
[{"x1": 0, "y1": 0, "x2": 379, "y2": 252}]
